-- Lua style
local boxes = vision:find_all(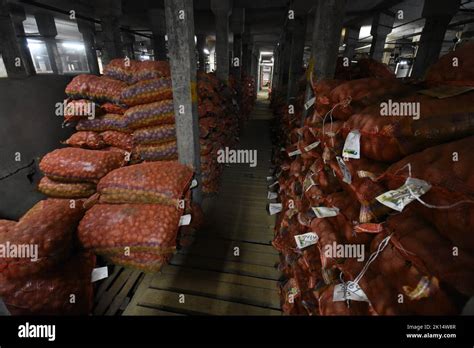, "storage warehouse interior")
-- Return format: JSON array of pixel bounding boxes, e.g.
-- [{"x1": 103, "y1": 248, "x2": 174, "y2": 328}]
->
[{"x1": 1, "y1": 0, "x2": 474, "y2": 320}]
